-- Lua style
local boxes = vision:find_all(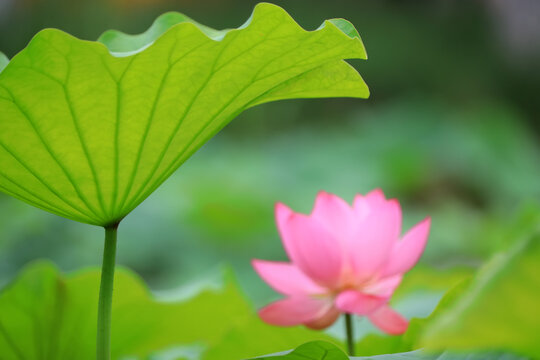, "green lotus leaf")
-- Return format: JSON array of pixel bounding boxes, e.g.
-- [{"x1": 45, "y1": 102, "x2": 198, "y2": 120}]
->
[
  {"x1": 255, "y1": 341, "x2": 349, "y2": 359},
  {"x1": 203, "y1": 316, "x2": 336, "y2": 360},
  {"x1": 256, "y1": 343, "x2": 525, "y2": 360},
  {"x1": 0, "y1": 261, "x2": 248, "y2": 359},
  {"x1": 0, "y1": 3, "x2": 368, "y2": 226},
  {"x1": 0, "y1": 261, "x2": 344, "y2": 359},
  {"x1": 421, "y1": 234, "x2": 540, "y2": 358}
]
